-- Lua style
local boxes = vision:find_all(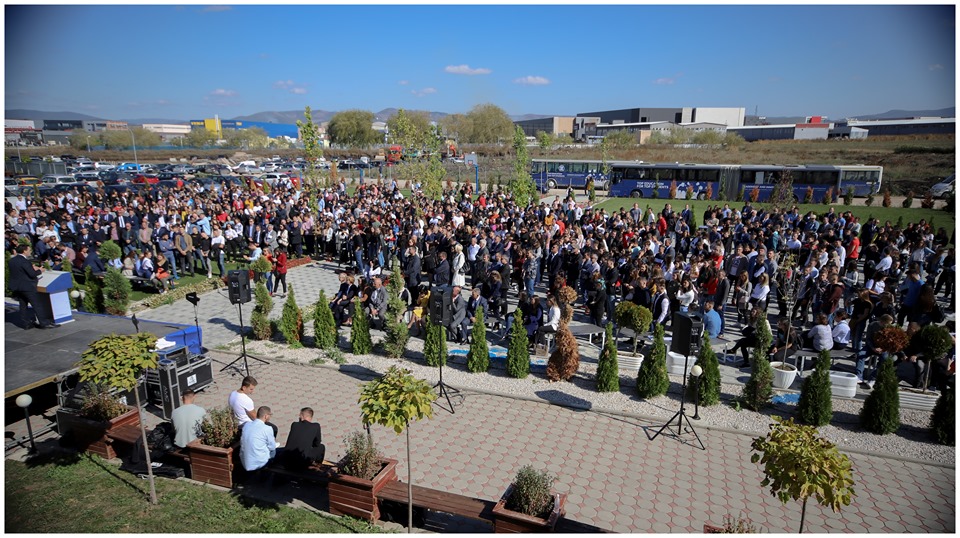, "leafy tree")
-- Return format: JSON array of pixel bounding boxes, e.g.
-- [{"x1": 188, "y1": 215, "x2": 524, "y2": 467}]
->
[
  {"x1": 99, "y1": 240, "x2": 122, "y2": 263},
  {"x1": 687, "y1": 333, "x2": 721, "y2": 406},
  {"x1": 437, "y1": 113, "x2": 471, "y2": 145},
  {"x1": 751, "y1": 417, "x2": 855, "y2": 533},
  {"x1": 184, "y1": 128, "x2": 219, "y2": 148},
  {"x1": 930, "y1": 385, "x2": 955, "y2": 446},
  {"x1": 463, "y1": 103, "x2": 513, "y2": 144},
  {"x1": 797, "y1": 349, "x2": 834, "y2": 427},
  {"x1": 537, "y1": 131, "x2": 551, "y2": 152},
  {"x1": 297, "y1": 106, "x2": 325, "y2": 190},
  {"x1": 691, "y1": 129, "x2": 724, "y2": 145},
  {"x1": 768, "y1": 170, "x2": 795, "y2": 214},
  {"x1": 506, "y1": 315, "x2": 530, "y2": 379},
  {"x1": 69, "y1": 130, "x2": 97, "y2": 150},
  {"x1": 100, "y1": 127, "x2": 161, "y2": 149},
  {"x1": 595, "y1": 323, "x2": 619, "y2": 392},
  {"x1": 328, "y1": 109, "x2": 379, "y2": 148},
  {"x1": 78, "y1": 333, "x2": 161, "y2": 504},
  {"x1": 313, "y1": 290, "x2": 338, "y2": 350},
  {"x1": 383, "y1": 260, "x2": 410, "y2": 358},
  {"x1": 466, "y1": 309, "x2": 490, "y2": 373},
  {"x1": 358, "y1": 366, "x2": 437, "y2": 533},
  {"x1": 250, "y1": 281, "x2": 273, "y2": 340},
  {"x1": 741, "y1": 316, "x2": 773, "y2": 411},
  {"x1": 510, "y1": 125, "x2": 537, "y2": 208},
  {"x1": 602, "y1": 129, "x2": 635, "y2": 149},
  {"x1": 423, "y1": 320, "x2": 447, "y2": 367},
  {"x1": 102, "y1": 267, "x2": 132, "y2": 316},
  {"x1": 387, "y1": 109, "x2": 432, "y2": 150},
  {"x1": 224, "y1": 127, "x2": 269, "y2": 149},
  {"x1": 637, "y1": 323, "x2": 670, "y2": 398},
  {"x1": 350, "y1": 297, "x2": 373, "y2": 355},
  {"x1": 859, "y1": 359, "x2": 900, "y2": 435}
]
